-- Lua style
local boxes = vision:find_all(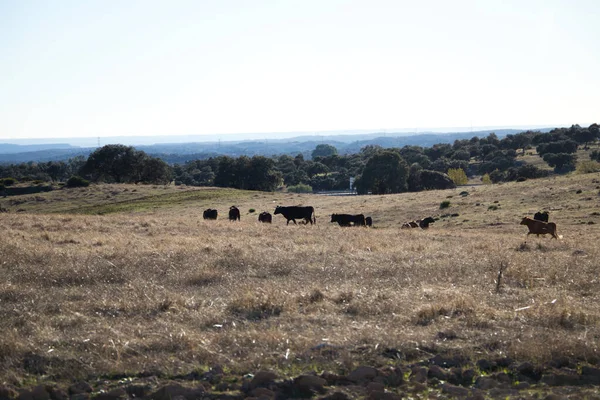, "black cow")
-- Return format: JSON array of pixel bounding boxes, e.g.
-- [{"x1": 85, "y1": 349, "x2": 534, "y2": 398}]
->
[
  {"x1": 419, "y1": 217, "x2": 436, "y2": 229},
  {"x1": 203, "y1": 209, "x2": 218, "y2": 220},
  {"x1": 229, "y1": 206, "x2": 241, "y2": 221},
  {"x1": 365, "y1": 216, "x2": 373, "y2": 227},
  {"x1": 258, "y1": 211, "x2": 272, "y2": 223},
  {"x1": 534, "y1": 211, "x2": 549, "y2": 222},
  {"x1": 330, "y1": 213, "x2": 365, "y2": 227},
  {"x1": 274, "y1": 205, "x2": 316, "y2": 225}
]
